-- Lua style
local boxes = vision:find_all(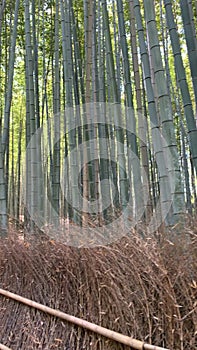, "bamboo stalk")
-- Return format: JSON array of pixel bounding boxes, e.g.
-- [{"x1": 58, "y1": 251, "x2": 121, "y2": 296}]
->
[
  {"x1": 0, "y1": 288, "x2": 169, "y2": 350},
  {"x1": 0, "y1": 344, "x2": 12, "y2": 350}
]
